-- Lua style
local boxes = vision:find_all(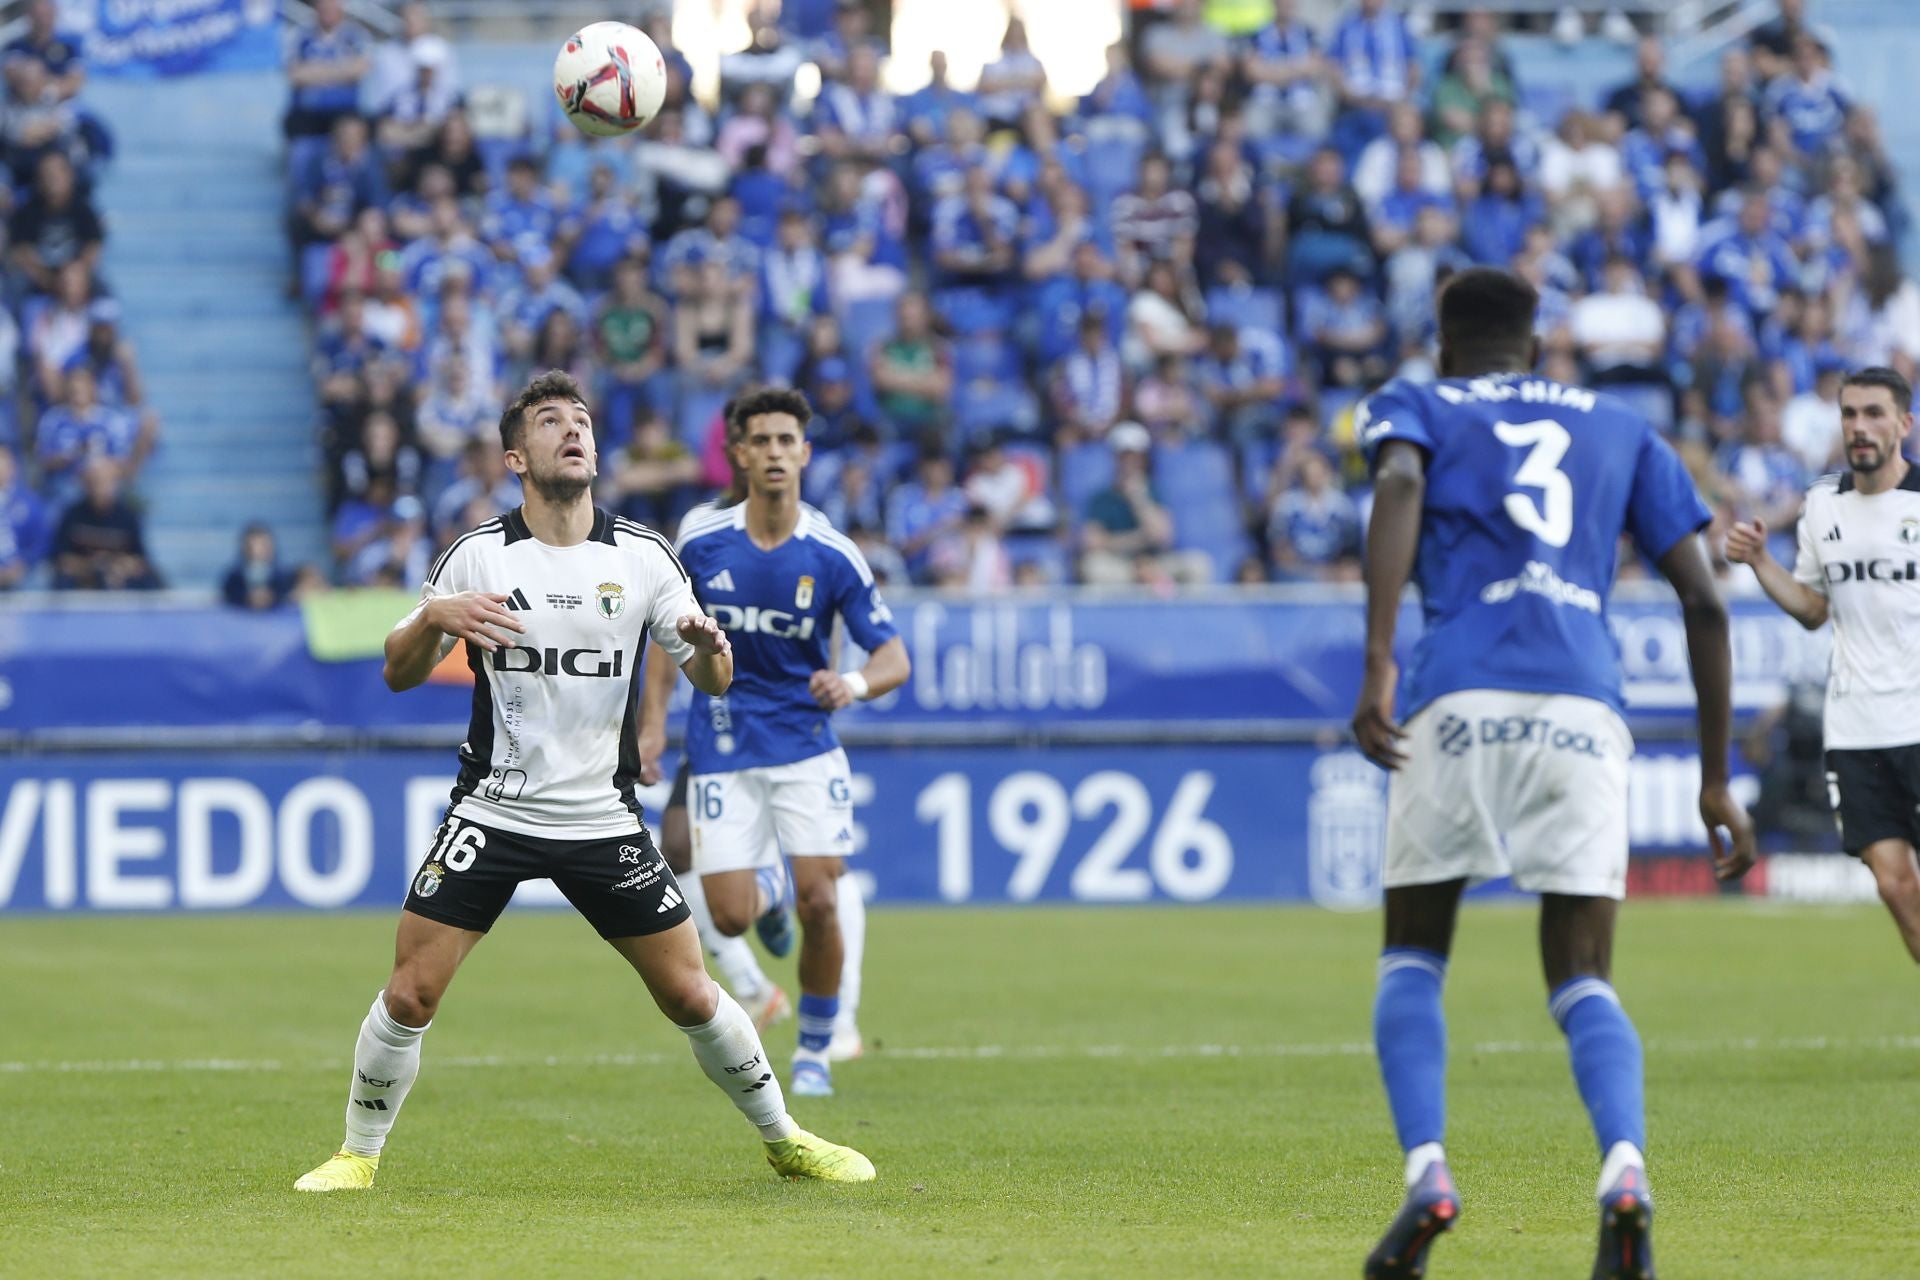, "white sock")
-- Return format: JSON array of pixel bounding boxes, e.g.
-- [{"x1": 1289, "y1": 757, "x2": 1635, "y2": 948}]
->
[
  {"x1": 1405, "y1": 1141, "x2": 1446, "y2": 1186},
  {"x1": 683, "y1": 872, "x2": 768, "y2": 999},
  {"x1": 1597, "y1": 1140, "x2": 1647, "y2": 1197},
  {"x1": 835, "y1": 872, "x2": 866, "y2": 1028},
  {"x1": 342, "y1": 991, "x2": 427, "y2": 1157},
  {"x1": 680, "y1": 983, "x2": 796, "y2": 1141}
]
